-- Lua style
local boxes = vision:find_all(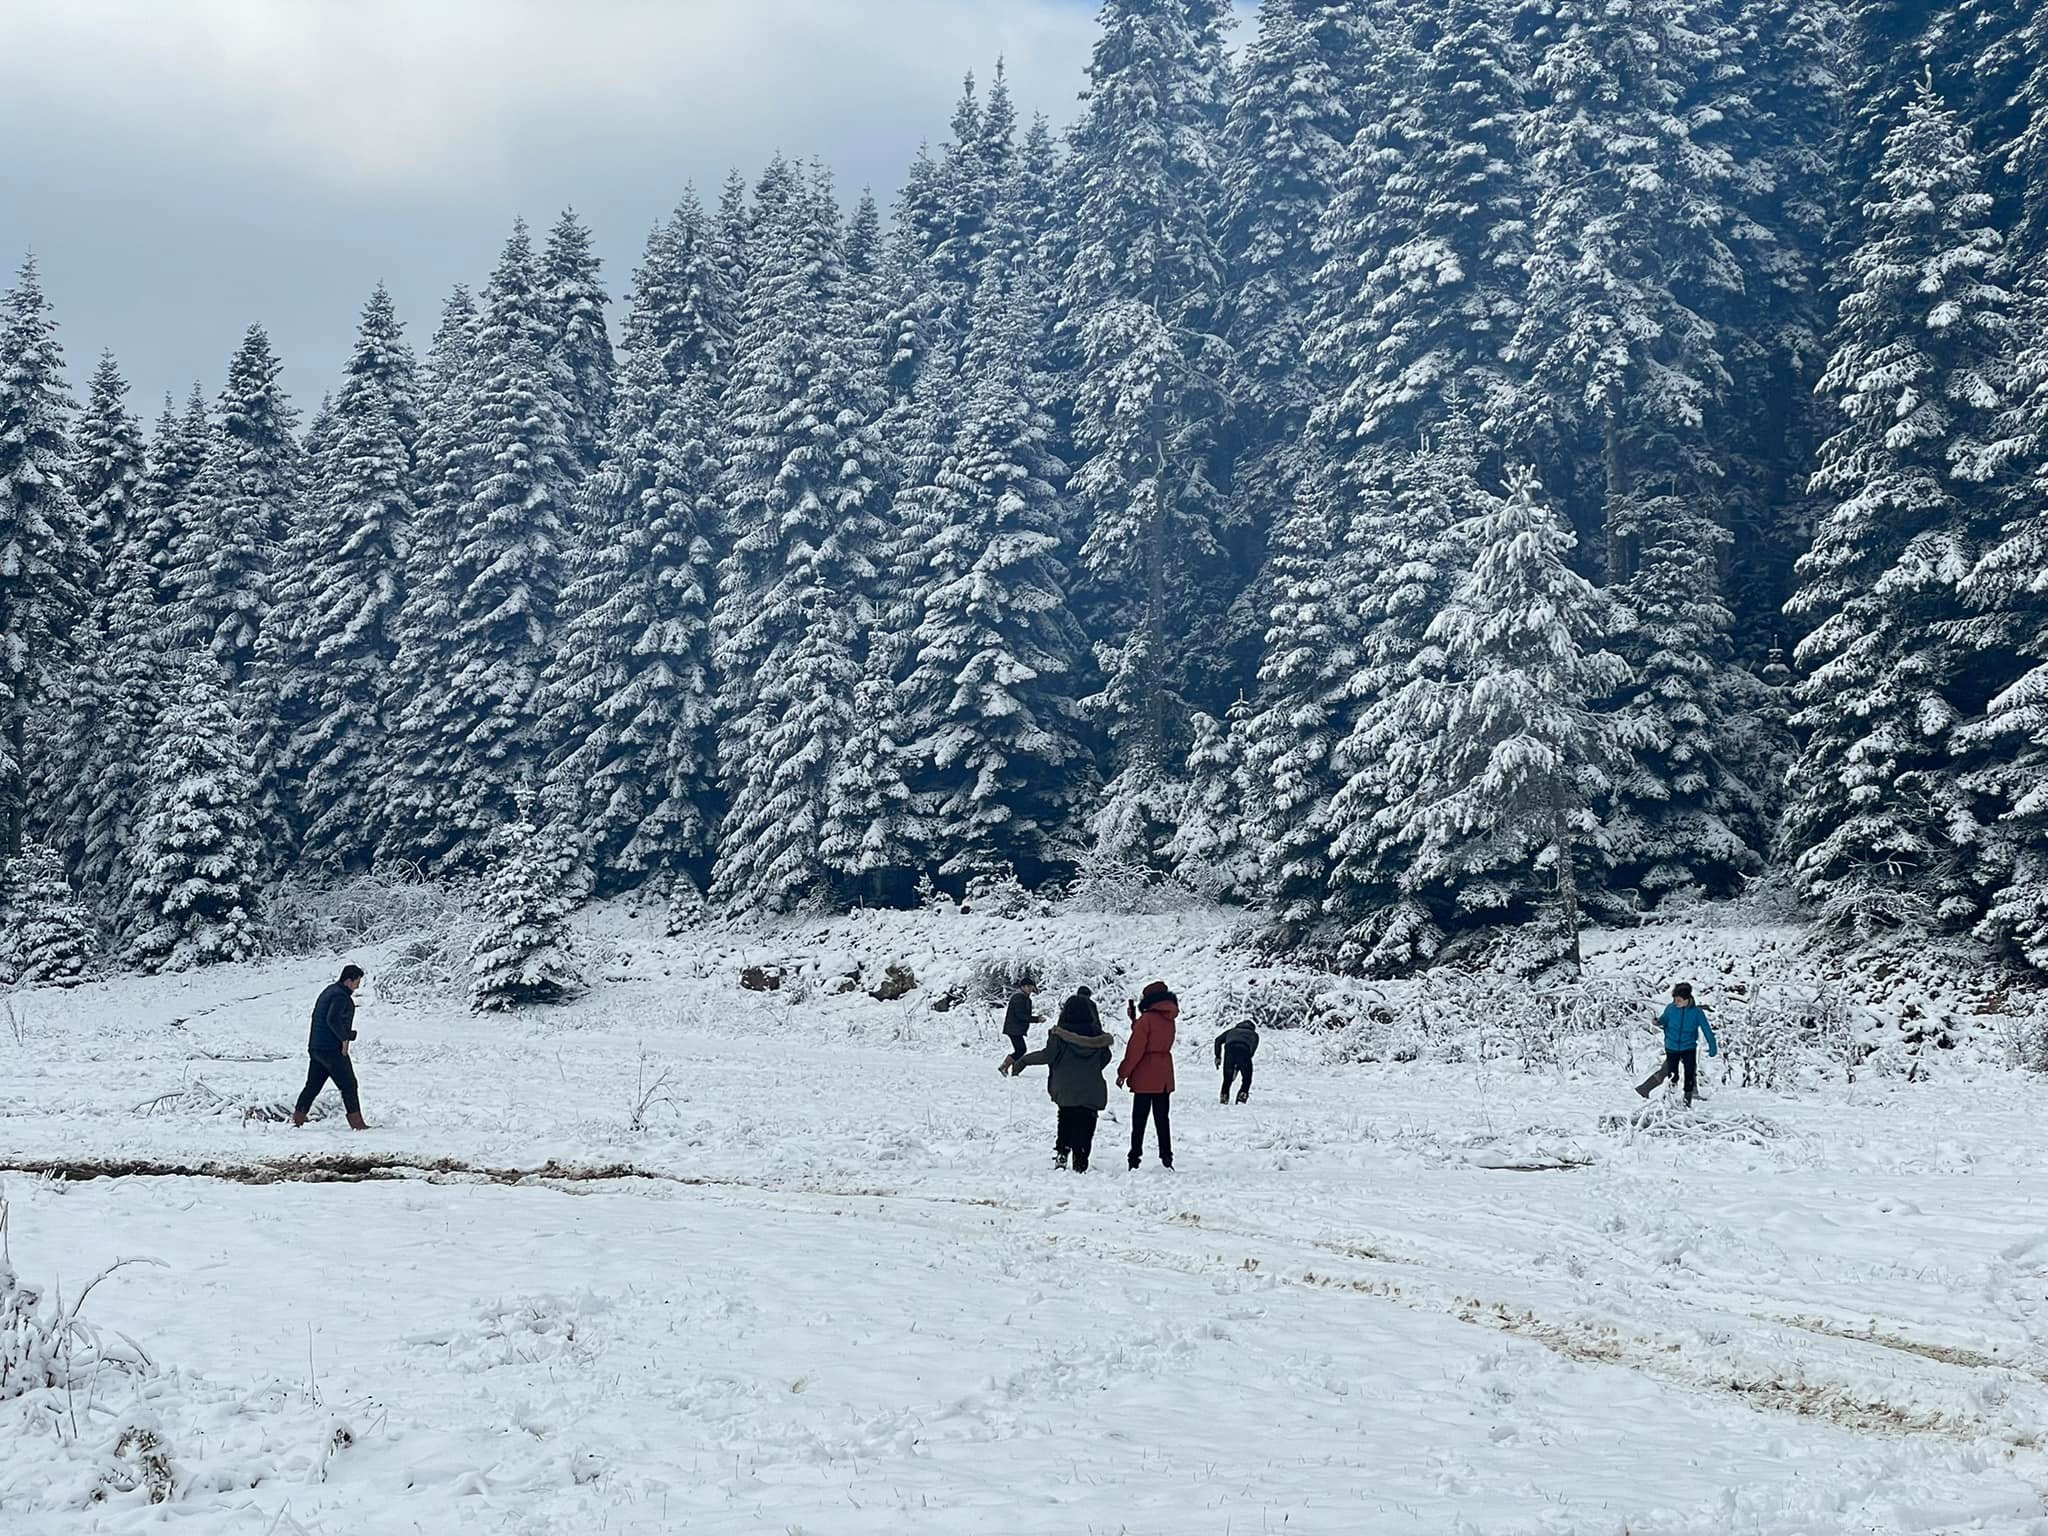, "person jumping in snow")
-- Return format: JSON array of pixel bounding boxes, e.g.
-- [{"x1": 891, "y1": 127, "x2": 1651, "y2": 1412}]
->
[
  {"x1": 1214, "y1": 1018, "x2": 1259, "y2": 1104},
  {"x1": 996, "y1": 976, "x2": 1043, "y2": 1075},
  {"x1": 1119, "y1": 981, "x2": 1178, "y2": 1169},
  {"x1": 1008, "y1": 1000, "x2": 1115, "y2": 1171},
  {"x1": 294, "y1": 963, "x2": 369, "y2": 1129},
  {"x1": 1635, "y1": 982, "x2": 1718, "y2": 1107}
]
